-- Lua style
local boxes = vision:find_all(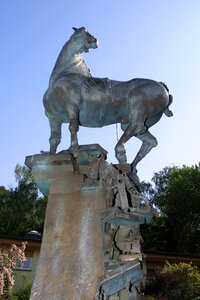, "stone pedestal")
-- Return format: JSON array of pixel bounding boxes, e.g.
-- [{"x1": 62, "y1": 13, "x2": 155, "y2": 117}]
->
[
  {"x1": 25, "y1": 145, "x2": 155, "y2": 300},
  {"x1": 25, "y1": 152, "x2": 106, "y2": 300}
]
